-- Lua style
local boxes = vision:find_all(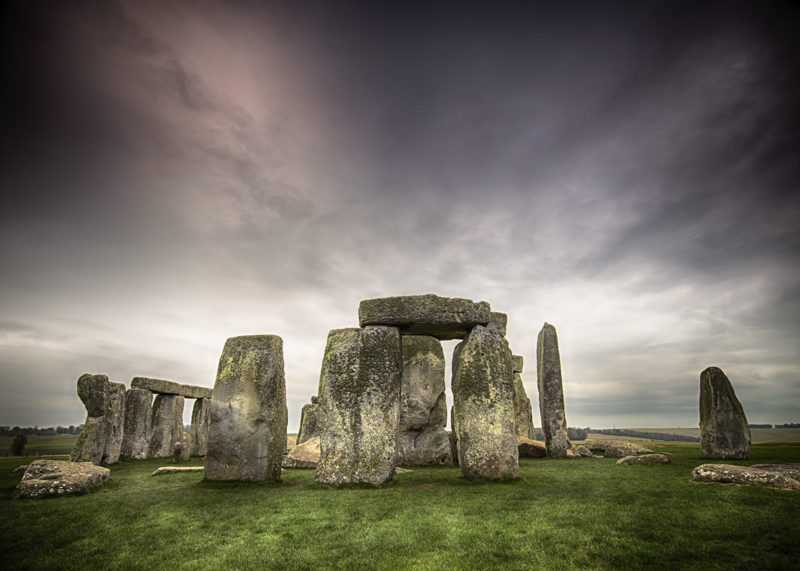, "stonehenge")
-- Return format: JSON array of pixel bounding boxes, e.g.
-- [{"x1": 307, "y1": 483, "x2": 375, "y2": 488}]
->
[
  {"x1": 537, "y1": 323, "x2": 569, "y2": 457},
  {"x1": 511, "y1": 355, "x2": 536, "y2": 440},
  {"x1": 700, "y1": 367, "x2": 751, "y2": 460},
  {"x1": 296, "y1": 396, "x2": 320, "y2": 445},
  {"x1": 70, "y1": 374, "x2": 115, "y2": 465}
]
